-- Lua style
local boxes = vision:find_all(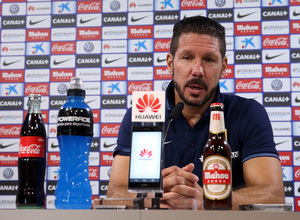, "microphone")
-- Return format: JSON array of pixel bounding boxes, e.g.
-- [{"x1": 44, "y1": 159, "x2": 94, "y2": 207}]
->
[{"x1": 163, "y1": 102, "x2": 184, "y2": 144}]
